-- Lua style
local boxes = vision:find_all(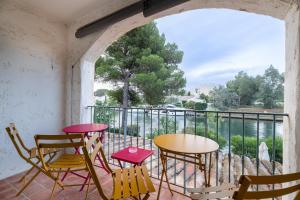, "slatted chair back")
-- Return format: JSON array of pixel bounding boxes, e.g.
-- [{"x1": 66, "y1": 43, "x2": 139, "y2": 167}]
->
[
  {"x1": 34, "y1": 134, "x2": 84, "y2": 170},
  {"x1": 82, "y1": 134, "x2": 112, "y2": 200},
  {"x1": 5, "y1": 123, "x2": 31, "y2": 160},
  {"x1": 233, "y1": 172, "x2": 300, "y2": 199}
]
